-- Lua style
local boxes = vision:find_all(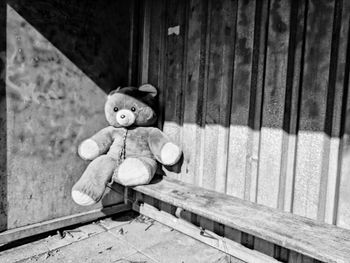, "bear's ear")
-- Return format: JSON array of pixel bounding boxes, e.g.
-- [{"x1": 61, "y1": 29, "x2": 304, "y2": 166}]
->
[
  {"x1": 107, "y1": 86, "x2": 121, "y2": 98},
  {"x1": 139, "y1": 84, "x2": 157, "y2": 97}
]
